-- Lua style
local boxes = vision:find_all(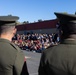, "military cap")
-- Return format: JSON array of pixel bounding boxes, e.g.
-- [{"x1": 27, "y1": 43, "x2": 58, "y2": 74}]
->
[
  {"x1": 54, "y1": 12, "x2": 76, "y2": 34},
  {"x1": 0, "y1": 16, "x2": 19, "y2": 26},
  {"x1": 54, "y1": 12, "x2": 76, "y2": 25}
]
